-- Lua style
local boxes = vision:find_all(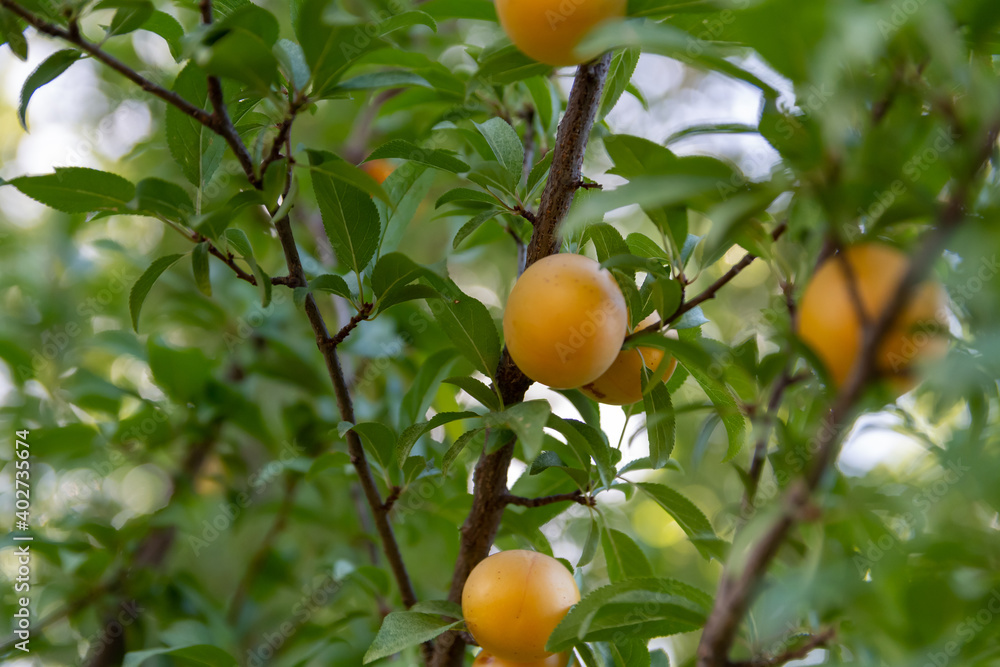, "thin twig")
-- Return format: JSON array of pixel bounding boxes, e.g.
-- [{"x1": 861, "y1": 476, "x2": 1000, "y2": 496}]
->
[
  {"x1": 628, "y1": 222, "x2": 788, "y2": 341},
  {"x1": 329, "y1": 303, "x2": 373, "y2": 347},
  {"x1": 730, "y1": 628, "x2": 836, "y2": 667},
  {"x1": 502, "y1": 490, "x2": 595, "y2": 508}
]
